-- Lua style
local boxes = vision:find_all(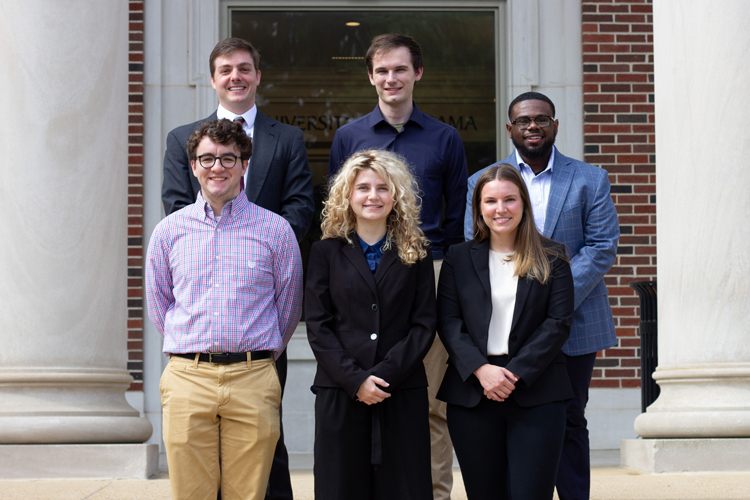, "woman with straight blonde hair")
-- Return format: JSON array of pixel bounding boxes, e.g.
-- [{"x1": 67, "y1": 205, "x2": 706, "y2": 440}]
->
[
  {"x1": 305, "y1": 149, "x2": 435, "y2": 500},
  {"x1": 437, "y1": 163, "x2": 574, "y2": 500}
]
